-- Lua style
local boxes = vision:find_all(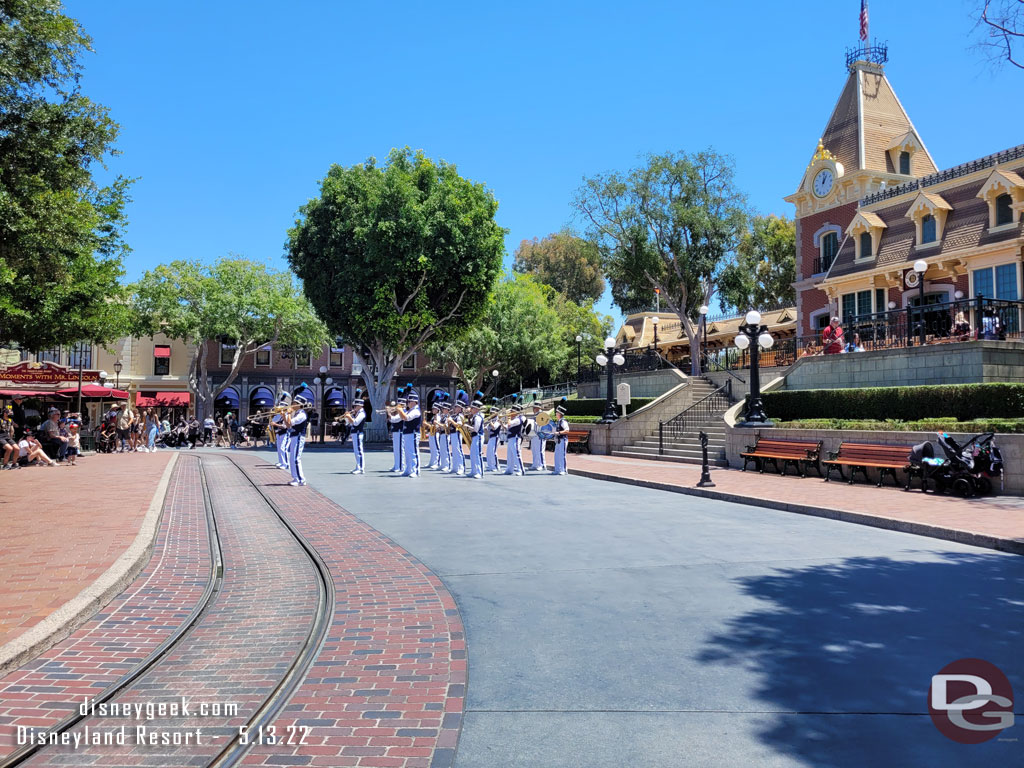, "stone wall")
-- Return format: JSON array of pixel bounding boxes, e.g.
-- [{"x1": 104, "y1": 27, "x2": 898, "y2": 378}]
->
[
  {"x1": 701, "y1": 368, "x2": 786, "y2": 402},
  {"x1": 782, "y1": 340, "x2": 1024, "y2": 391},
  {"x1": 571, "y1": 369, "x2": 693, "y2": 454},
  {"x1": 577, "y1": 368, "x2": 684, "y2": 400},
  {"x1": 724, "y1": 424, "x2": 1024, "y2": 495}
]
